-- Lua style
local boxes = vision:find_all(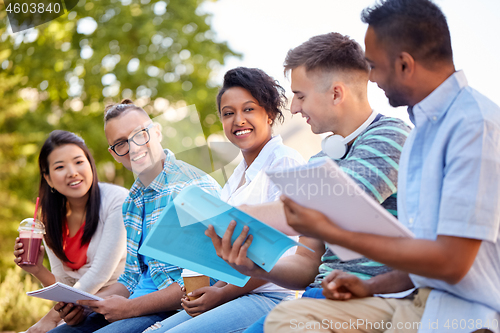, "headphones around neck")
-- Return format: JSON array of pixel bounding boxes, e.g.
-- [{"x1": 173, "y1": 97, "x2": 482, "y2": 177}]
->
[{"x1": 321, "y1": 111, "x2": 378, "y2": 159}]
